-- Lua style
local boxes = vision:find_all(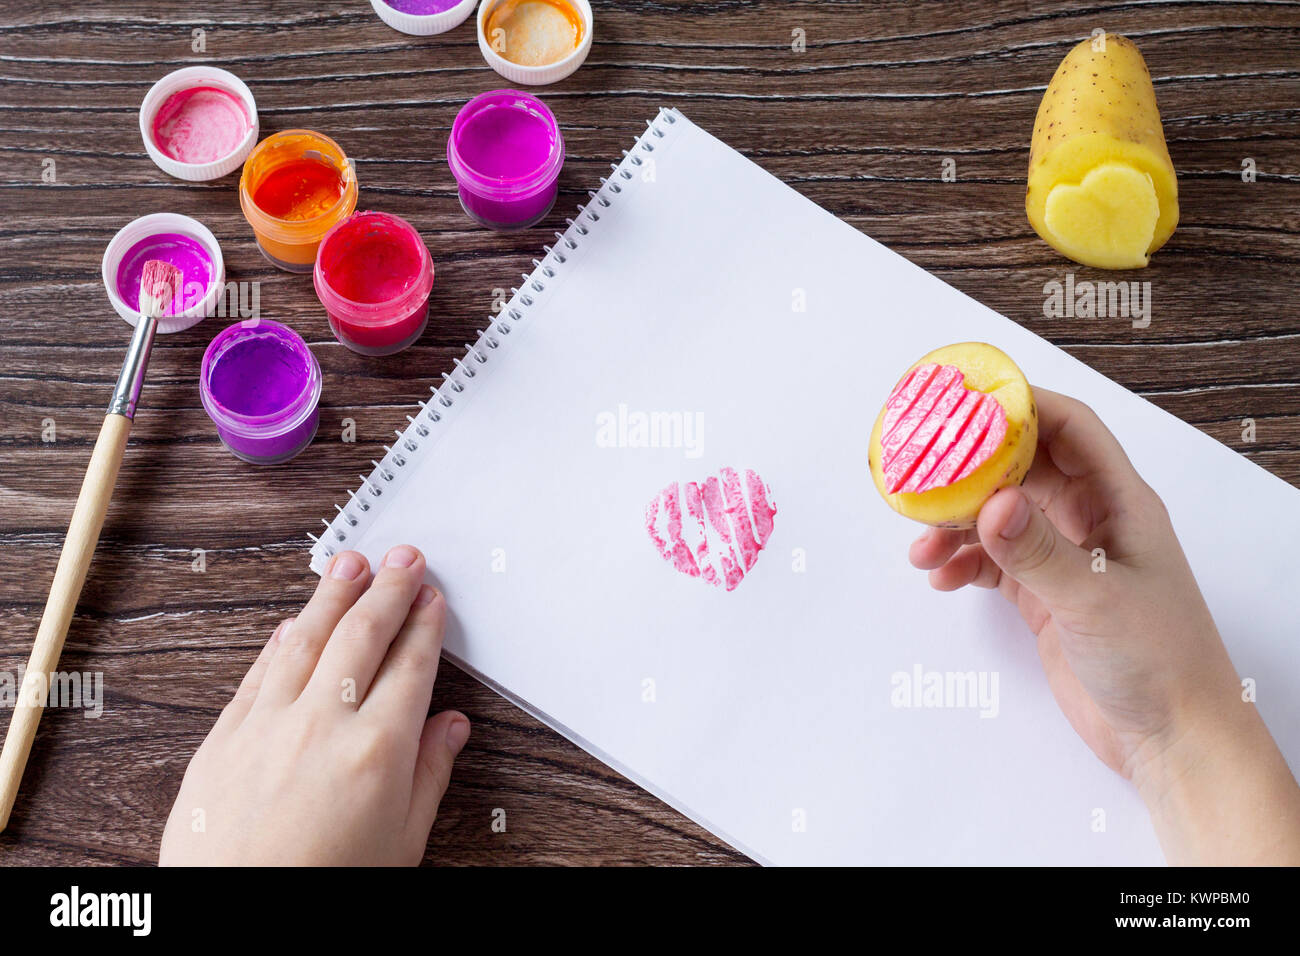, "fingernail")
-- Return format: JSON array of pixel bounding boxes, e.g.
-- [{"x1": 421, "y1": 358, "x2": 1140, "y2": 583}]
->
[
  {"x1": 270, "y1": 617, "x2": 294, "y2": 645},
  {"x1": 384, "y1": 545, "x2": 419, "y2": 569},
  {"x1": 999, "y1": 492, "x2": 1032, "y2": 540},
  {"x1": 413, "y1": 585, "x2": 438, "y2": 608},
  {"x1": 330, "y1": 552, "x2": 367, "y2": 581},
  {"x1": 446, "y1": 715, "x2": 470, "y2": 755}
]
